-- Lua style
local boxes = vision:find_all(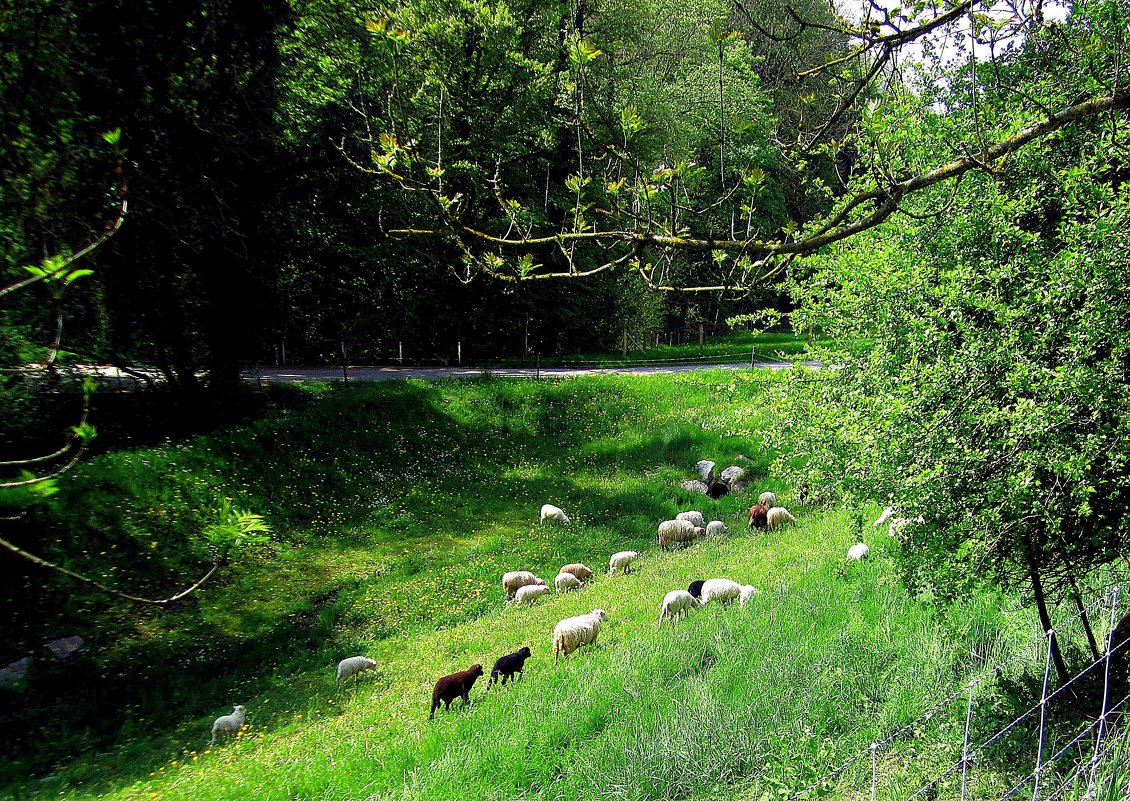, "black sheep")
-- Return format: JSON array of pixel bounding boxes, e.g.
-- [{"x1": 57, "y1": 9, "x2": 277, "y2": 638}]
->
[
  {"x1": 687, "y1": 579, "x2": 706, "y2": 600},
  {"x1": 429, "y1": 664, "x2": 484, "y2": 719},
  {"x1": 489, "y1": 647, "x2": 532, "y2": 686}
]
